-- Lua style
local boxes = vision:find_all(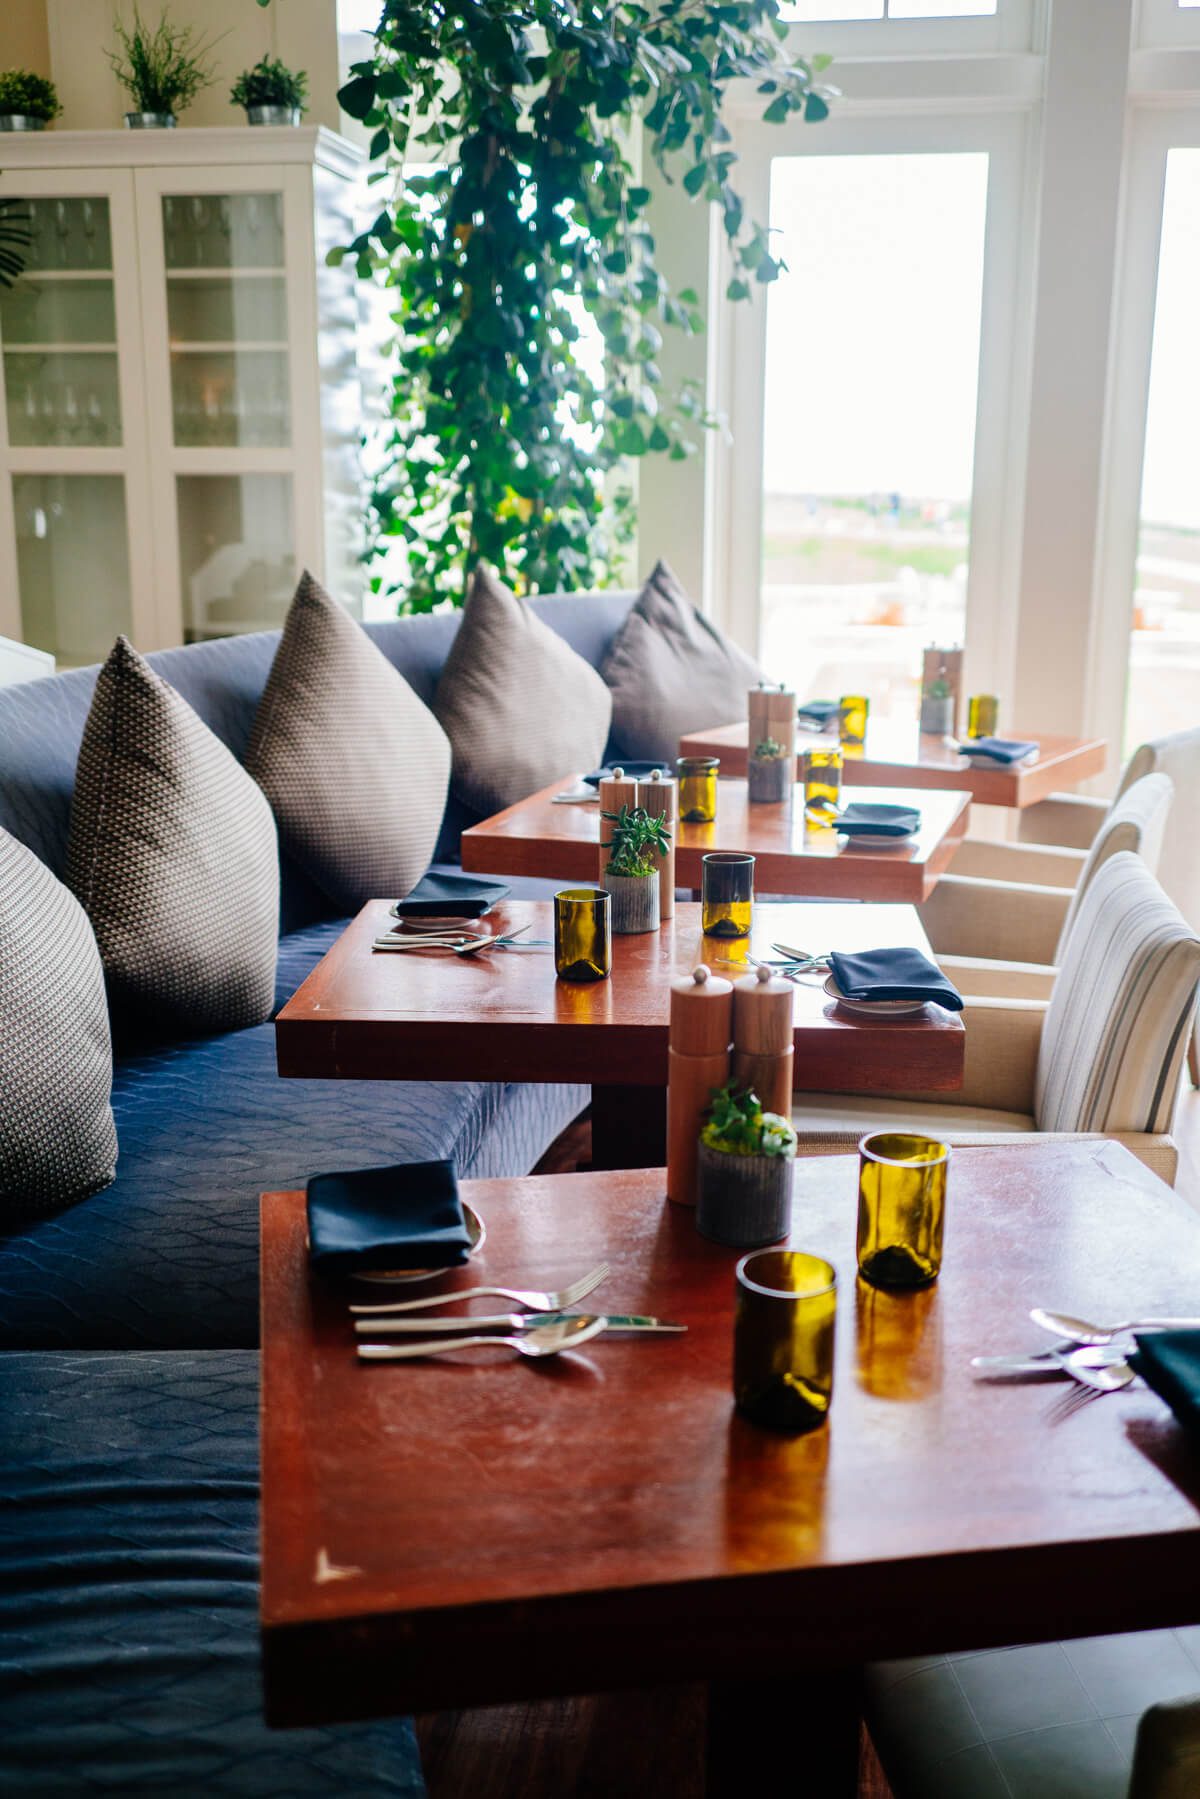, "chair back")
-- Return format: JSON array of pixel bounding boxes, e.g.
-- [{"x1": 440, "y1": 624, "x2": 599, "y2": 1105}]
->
[
  {"x1": 1036, "y1": 852, "x2": 1200, "y2": 1136},
  {"x1": 1115, "y1": 726, "x2": 1200, "y2": 933},
  {"x1": 1053, "y1": 771, "x2": 1173, "y2": 961}
]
